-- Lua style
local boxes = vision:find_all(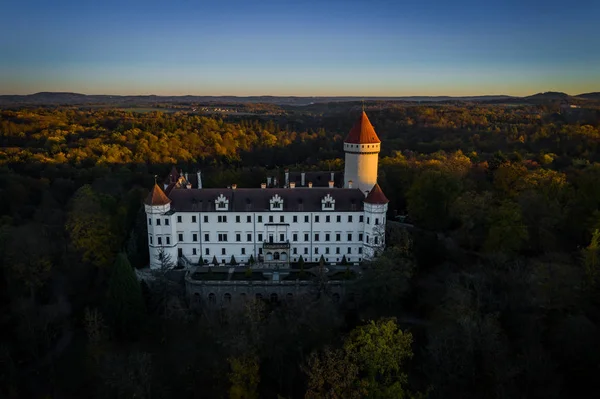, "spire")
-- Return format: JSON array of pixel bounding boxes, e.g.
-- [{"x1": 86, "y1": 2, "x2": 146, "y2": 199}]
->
[
  {"x1": 344, "y1": 111, "x2": 381, "y2": 144},
  {"x1": 364, "y1": 183, "x2": 389, "y2": 204},
  {"x1": 145, "y1": 184, "x2": 171, "y2": 206}
]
